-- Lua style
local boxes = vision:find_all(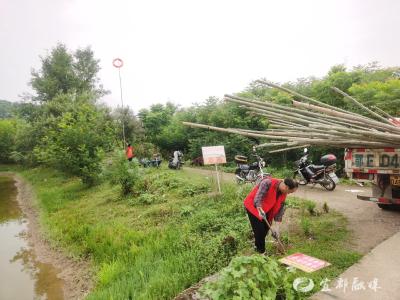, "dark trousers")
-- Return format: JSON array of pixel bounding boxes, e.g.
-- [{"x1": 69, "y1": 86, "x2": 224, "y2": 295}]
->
[{"x1": 246, "y1": 209, "x2": 269, "y2": 253}]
